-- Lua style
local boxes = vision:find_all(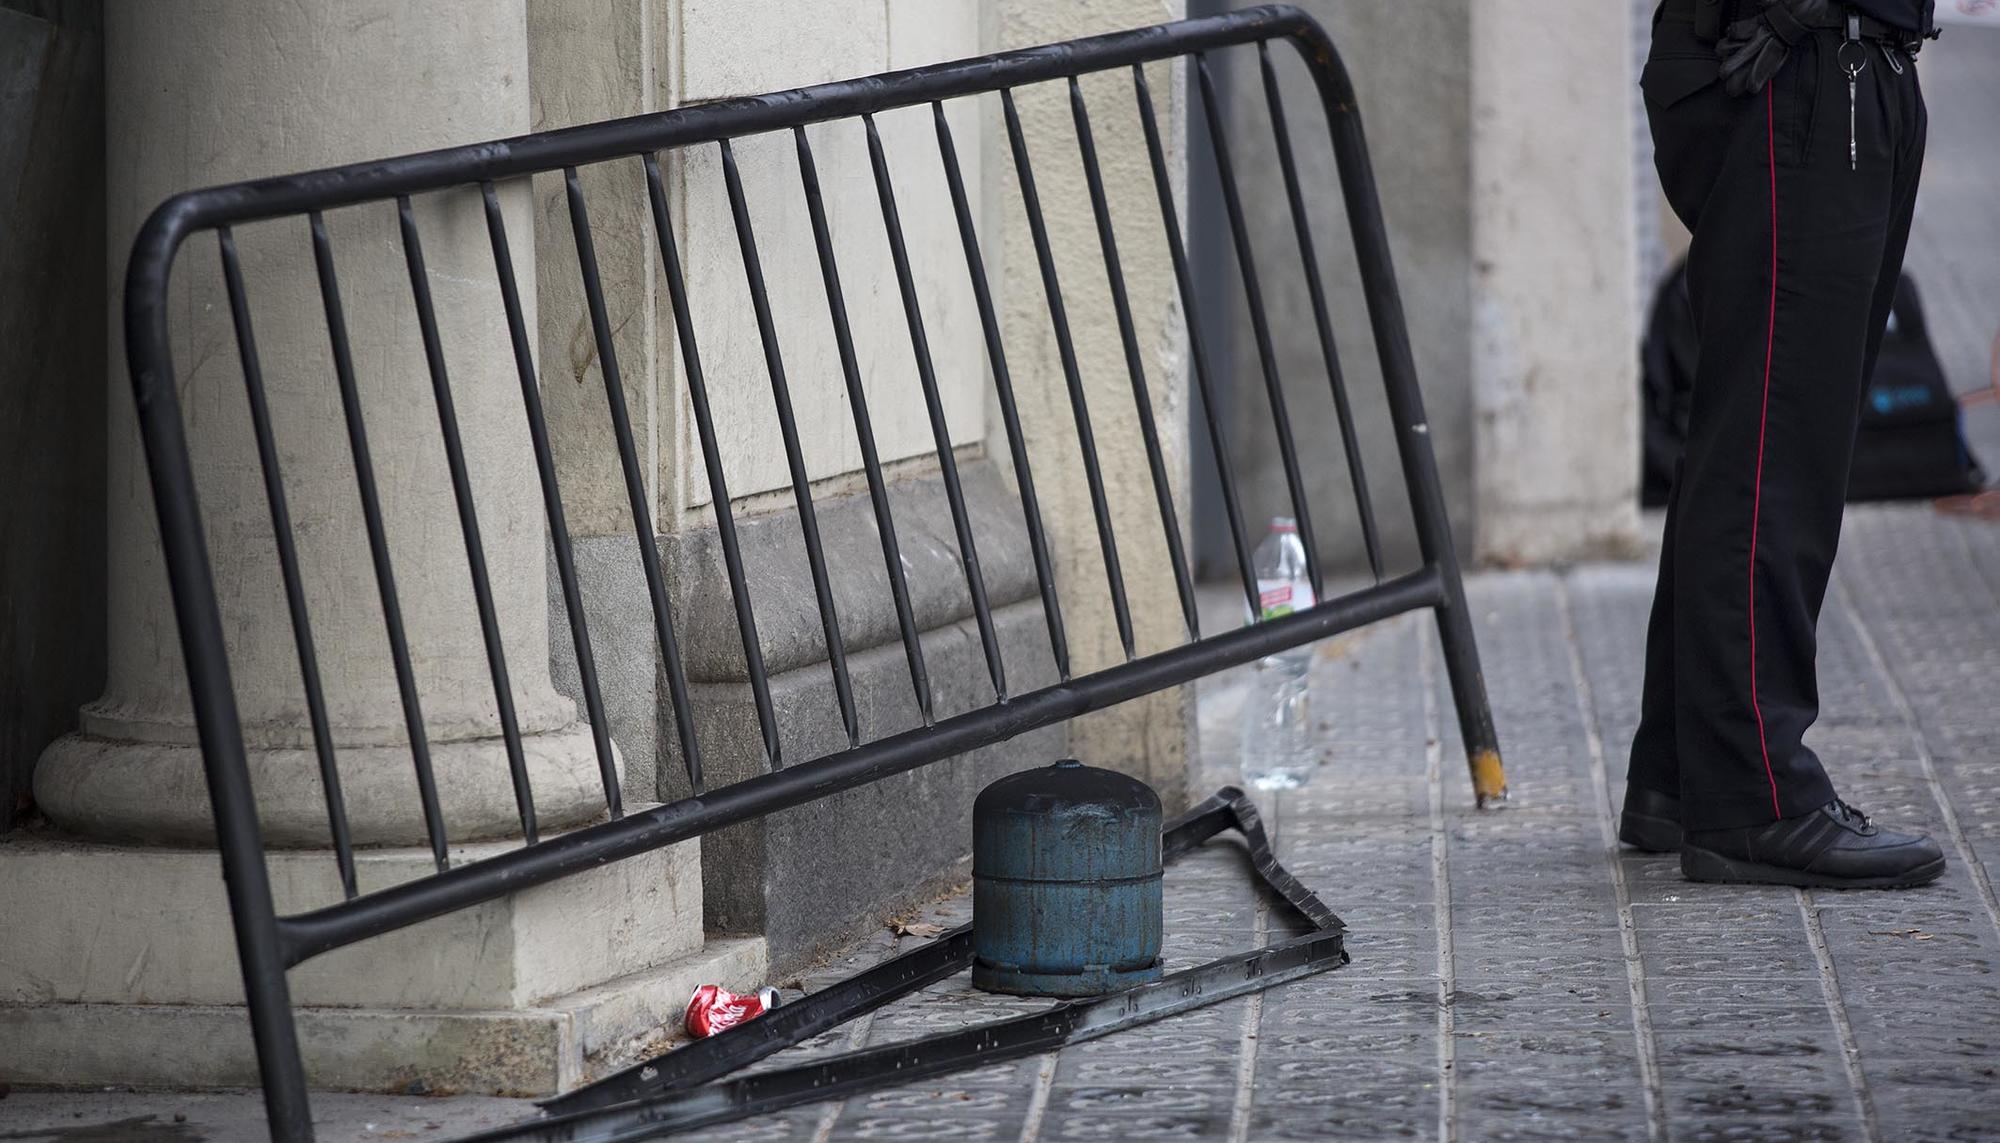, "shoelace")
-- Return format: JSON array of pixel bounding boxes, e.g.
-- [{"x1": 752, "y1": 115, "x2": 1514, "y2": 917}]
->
[{"x1": 1829, "y1": 799, "x2": 1873, "y2": 830}]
